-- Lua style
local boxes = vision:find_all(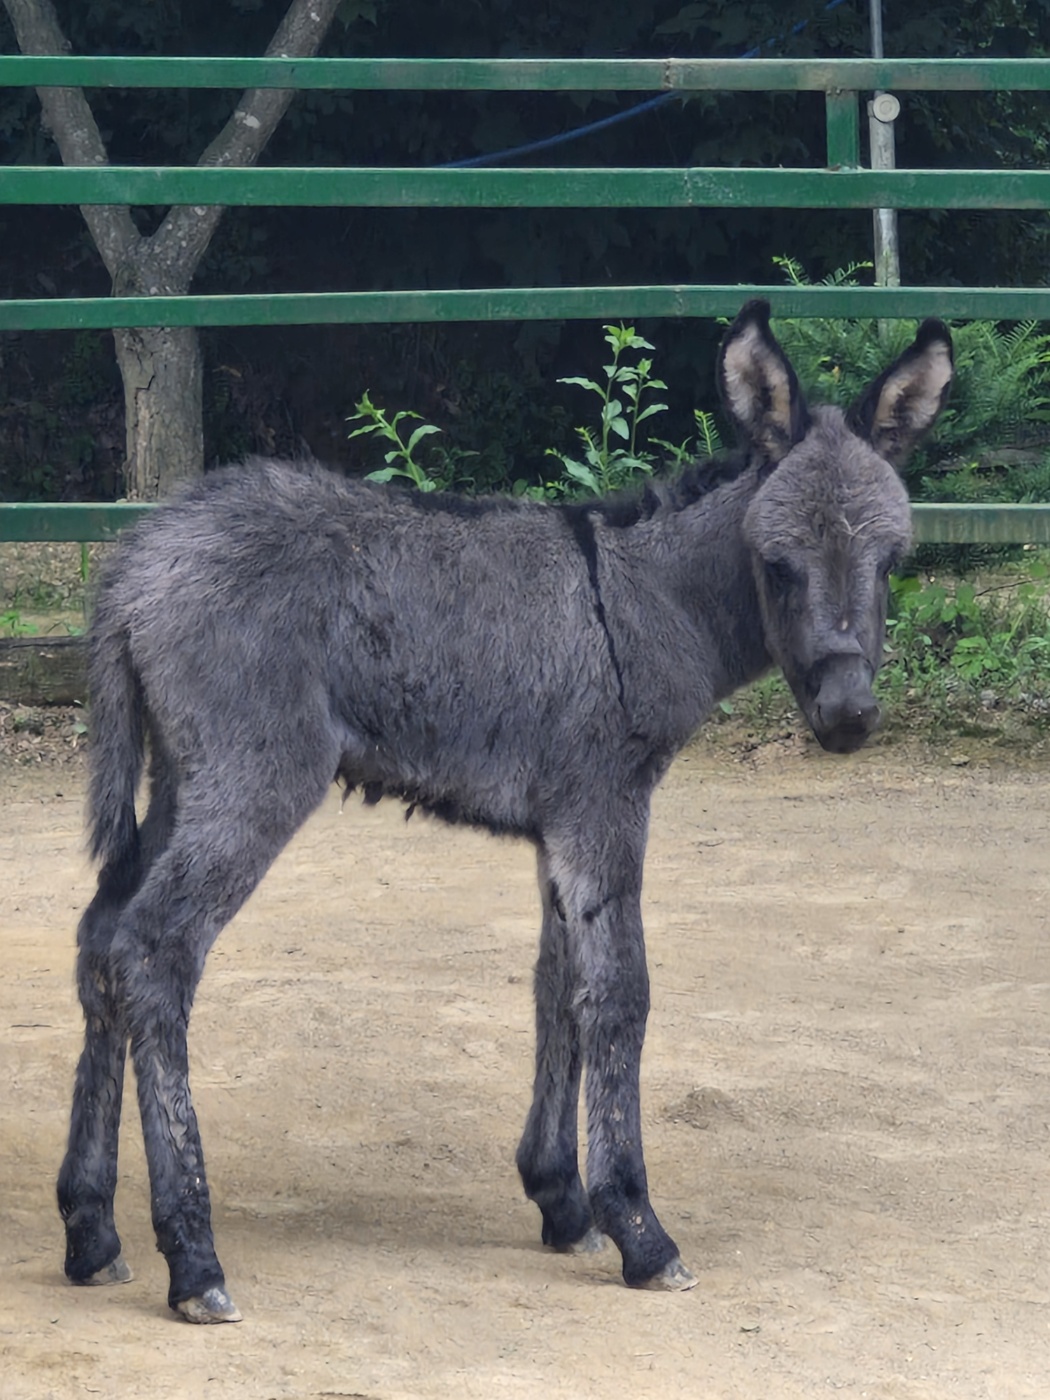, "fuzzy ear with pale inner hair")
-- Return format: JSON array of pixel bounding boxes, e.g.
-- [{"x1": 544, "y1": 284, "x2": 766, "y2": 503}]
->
[
  {"x1": 845, "y1": 318, "x2": 955, "y2": 469},
  {"x1": 716, "y1": 299, "x2": 811, "y2": 468}
]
